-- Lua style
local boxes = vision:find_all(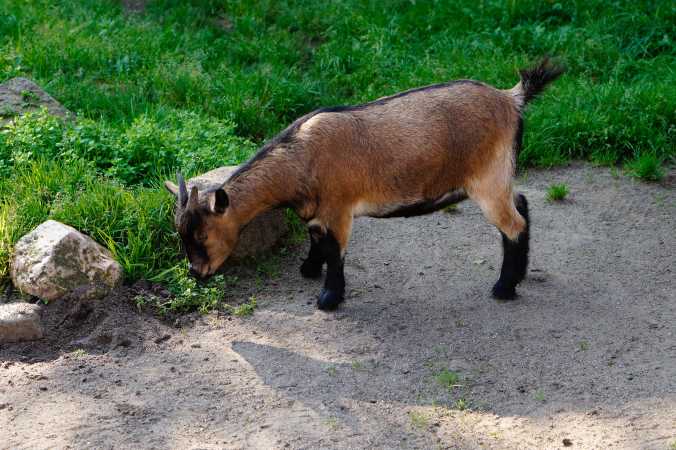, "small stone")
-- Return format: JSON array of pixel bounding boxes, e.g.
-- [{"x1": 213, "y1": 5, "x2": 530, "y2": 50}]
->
[
  {"x1": 0, "y1": 77, "x2": 72, "y2": 128},
  {"x1": 562, "y1": 438, "x2": 573, "y2": 446},
  {"x1": 11, "y1": 220, "x2": 123, "y2": 302},
  {"x1": 190, "y1": 343, "x2": 201, "y2": 348},
  {"x1": 0, "y1": 303, "x2": 43, "y2": 343}
]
